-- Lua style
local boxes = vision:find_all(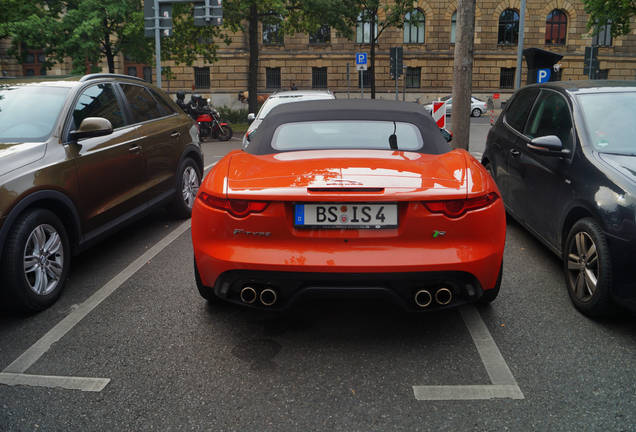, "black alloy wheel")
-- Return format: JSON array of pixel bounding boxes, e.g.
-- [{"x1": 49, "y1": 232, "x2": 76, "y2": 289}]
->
[
  {"x1": 472, "y1": 108, "x2": 482, "y2": 117},
  {"x1": 218, "y1": 124, "x2": 233, "y2": 141},
  {"x1": 564, "y1": 218, "x2": 614, "y2": 317}
]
